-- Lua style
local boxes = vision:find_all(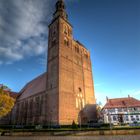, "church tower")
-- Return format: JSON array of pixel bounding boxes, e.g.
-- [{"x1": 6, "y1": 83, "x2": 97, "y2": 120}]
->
[{"x1": 46, "y1": 0, "x2": 96, "y2": 125}]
